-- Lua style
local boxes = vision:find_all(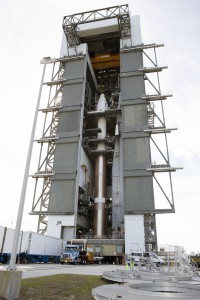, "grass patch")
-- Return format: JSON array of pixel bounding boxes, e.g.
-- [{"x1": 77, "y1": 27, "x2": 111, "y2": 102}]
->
[{"x1": 19, "y1": 274, "x2": 111, "y2": 299}]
